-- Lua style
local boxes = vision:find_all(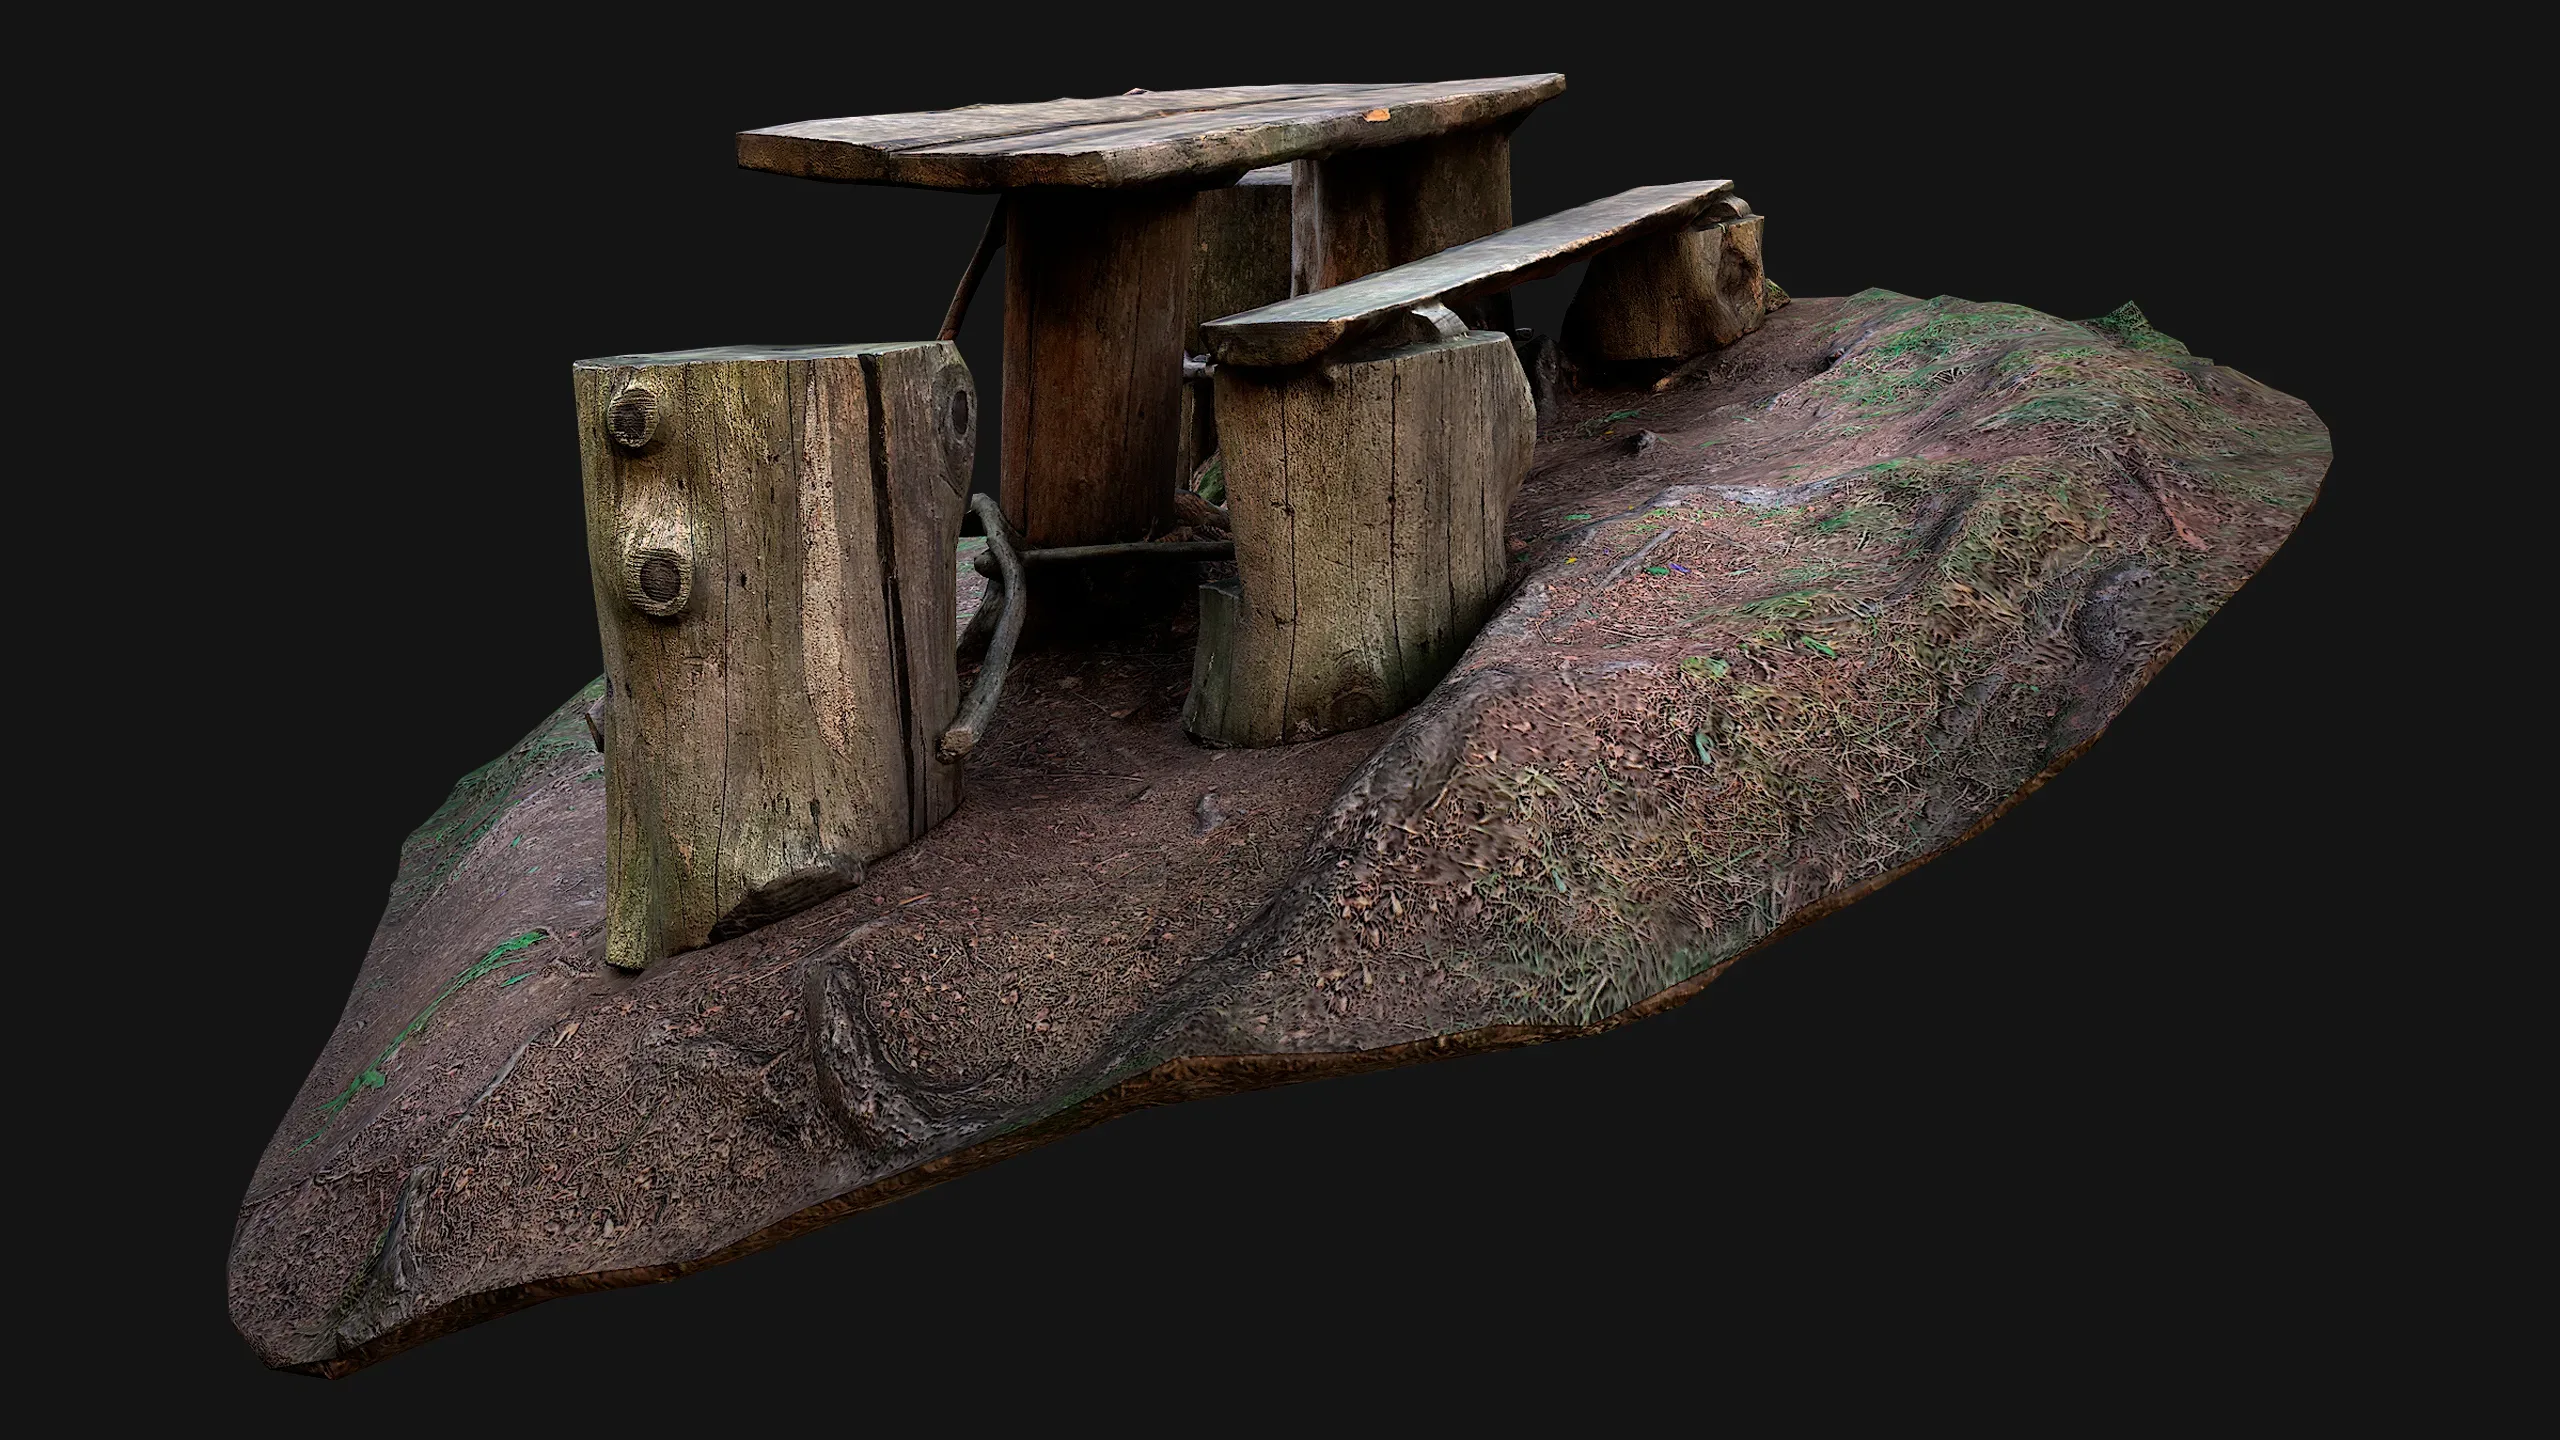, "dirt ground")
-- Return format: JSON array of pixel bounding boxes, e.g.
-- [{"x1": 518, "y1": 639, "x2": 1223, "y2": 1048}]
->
[{"x1": 231, "y1": 289, "x2": 2329, "y2": 1374}]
